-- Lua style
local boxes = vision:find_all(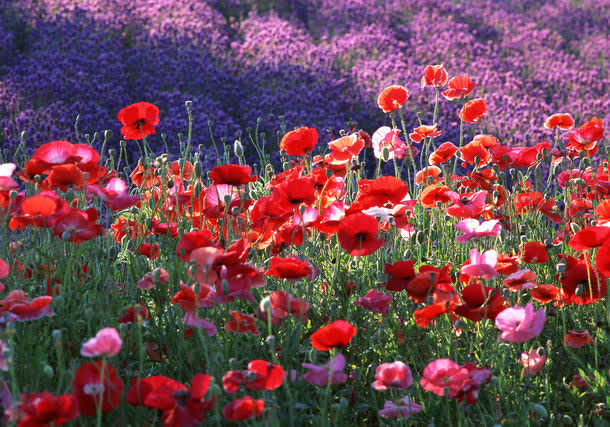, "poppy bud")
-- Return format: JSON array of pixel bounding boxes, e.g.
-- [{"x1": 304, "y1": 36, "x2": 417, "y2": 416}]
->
[
  {"x1": 61, "y1": 231, "x2": 72, "y2": 241},
  {"x1": 234, "y1": 140, "x2": 244, "y2": 157},
  {"x1": 570, "y1": 222, "x2": 581, "y2": 233},
  {"x1": 20, "y1": 130, "x2": 27, "y2": 142},
  {"x1": 120, "y1": 140, "x2": 126, "y2": 149},
  {"x1": 224, "y1": 195, "x2": 233, "y2": 206},
  {"x1": 104, "y1": 129, "x2": 113, "y2": 140},
  {"x1": 52, "y1": 329, "x2": 62, "y2": 342},
  {"x1": 382, "y1": 146, "x2": 391, "y2": 162},
  {"x1": 536, "y1": 153, "x2": 543, "y2": 162},
  {"x1": 416, "y1": 231, "x2": 426, "y2": 244},
  {"x1": 9, "y1": 190, "x2": 18, "y2": 200},
  {"x1": 325, "y1": 168, "x2": 333, "y2": 178},
  {"x1": 194, "y1": 162, "x2": 203, "y2": 178},
  {"x1": 221, "y1": 279, "x2": 230, "y2": 295},
  {"x1": 532, "y1": 404, "x2": 548, "y2": 419},
  {"x1": 474, "y1": 155, "x2": 480, "y2": 166},
  {"x1": 265, "y1": 335, "x2": 276, "y2": 347},
  {"x1": 185, "y1": 100, "x2": 192, "y2": 110},
  {"x1": 43, "y1": 365, "x2": 54, "y2": 378},
  {"x1": 575, "y1": 285, "x2": 584, "y2": 297}
]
